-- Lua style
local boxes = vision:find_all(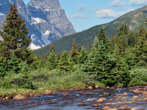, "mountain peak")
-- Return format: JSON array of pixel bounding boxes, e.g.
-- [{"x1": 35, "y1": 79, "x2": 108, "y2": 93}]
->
[
  {"x1": 0, "y1": 0, "x2": 75, "y2": 50},
  {"x1": 28, "y1": 0, "x2": 61, "y2": 9}
]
